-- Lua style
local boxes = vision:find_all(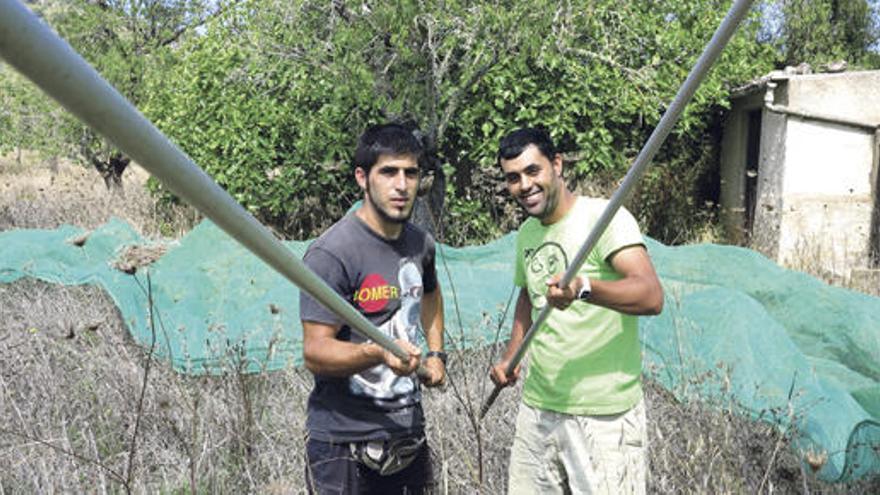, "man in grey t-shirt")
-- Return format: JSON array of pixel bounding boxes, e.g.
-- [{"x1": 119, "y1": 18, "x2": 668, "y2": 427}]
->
[{"x1": 300, "y1": 123, "x2": 446, "y2": 494}]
